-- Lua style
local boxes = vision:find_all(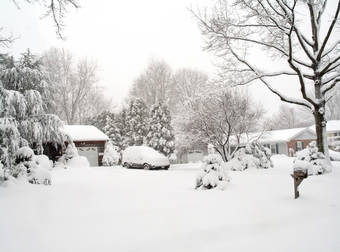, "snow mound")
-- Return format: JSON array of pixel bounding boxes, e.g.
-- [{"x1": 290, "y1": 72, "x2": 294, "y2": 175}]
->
[
  {"x1": 67, "y1": 156, "x2": 90, "y2": 168},
  {"x1": 329, "y1": 150, "x2": 340, "y2": 161},
  {"x1": 28, "y1": 166, "x2": 52, "y2": 185},
  {"x1": 34, "y1": 155, "x2": 53, "y2": 170}
]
